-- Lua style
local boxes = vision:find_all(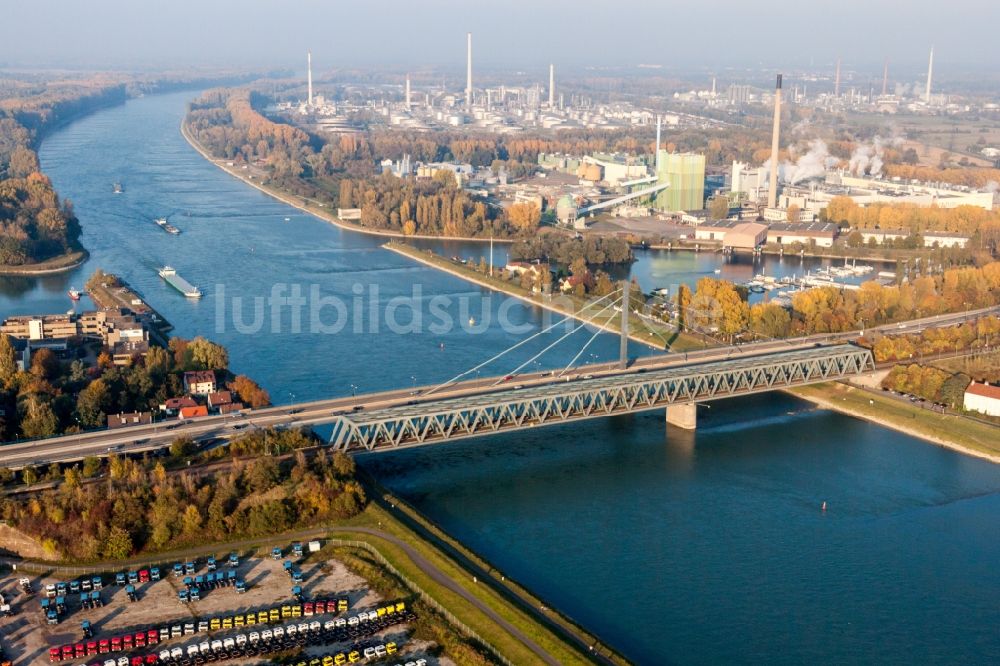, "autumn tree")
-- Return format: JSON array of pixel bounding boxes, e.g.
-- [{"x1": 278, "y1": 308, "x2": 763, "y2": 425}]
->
[
  {"x1": 228, "y1": 375, "x2": 271, "y2": 409},
  {"x1": 708, "y1": 196, "x2": 730, "y2": 221},
  {"x1": 507, "y1": 202, "x2": 541, "y2": 233}
]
